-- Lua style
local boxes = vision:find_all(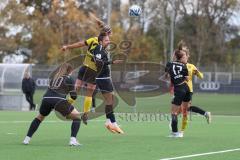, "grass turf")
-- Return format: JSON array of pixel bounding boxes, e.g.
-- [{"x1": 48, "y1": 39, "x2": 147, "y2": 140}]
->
[
  {"x1": 0, "y1": 91, "x2": 239, "y2": 160},
  {"x1": 0, "y1": 112, "x2": 239, "y2": 160}
]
